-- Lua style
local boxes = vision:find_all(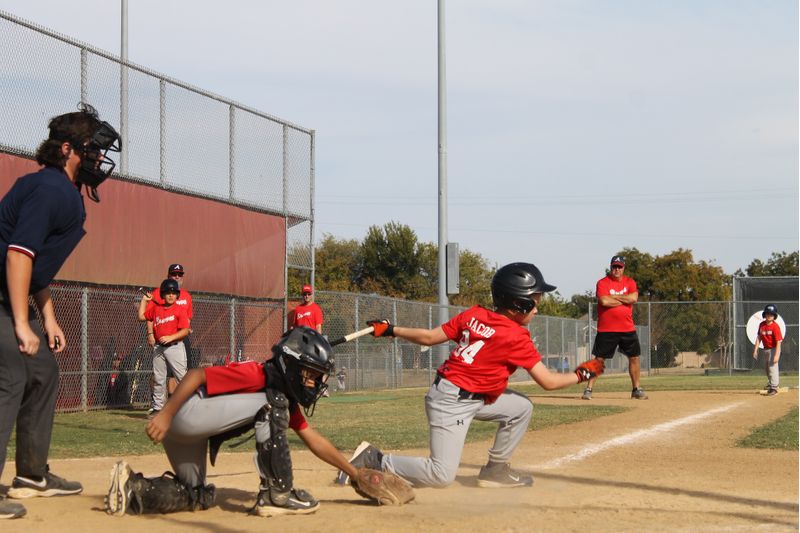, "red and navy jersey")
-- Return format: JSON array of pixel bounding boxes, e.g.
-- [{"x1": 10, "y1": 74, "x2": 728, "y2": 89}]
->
[
  {"x1": 147, "y1": 288, "x2": 193, "y2": 319},
  {"x1": 596, "y1": 275, "x2": 637, "y2": 332},
  {"x1": 757, "y1": 321, "x2": 783, "y2": 349},
  {"x1": 144, "y1": 303, "x2": 190, "y2": 340},
  {"x1": 204, "y1": 361, "x2": 308, "y2": 430},
  {"x1": 290, "y1": 302, "x2": 323, "y2": 329},
  {"x1": 0, "y1": 167, "x2": 86, "y2": 295},
  {"x1": 438, "y1": 305, "x2": 541, "y2": 403}
]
